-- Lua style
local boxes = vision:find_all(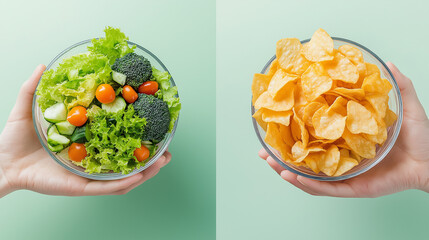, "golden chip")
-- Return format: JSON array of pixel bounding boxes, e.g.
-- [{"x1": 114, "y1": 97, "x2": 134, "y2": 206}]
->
[
  {"x1": 292, "y1": 108, "x2": 309, "y2": 147},
  {"x1": 265, "y1": 123, "x2": 288, "y2": 159},
  {"x1": 363, "y1": 120, "x2": 387, "y2": 145},
  {"x1": 384, "y1": 109, "x2": 398, "y2": 127},
  {"x1": 328, "y1": 96, "x2": 348, "y2": 116},
  {"x1": 333, "y1": 157, "x2": 358, "y2": 176},
  {"x1": 267, "y1": 59, "x2": 279, "y2": 77},
  {"x1": 294, "y1": 80, "x2": 309, "y2": 107},
  {"x1": 262, "y1": 109, "x2": 293, "y2": 126},
  {"x1": 302, "y1": 102, "x2": 325, "y2": 126},
  {"x1": 317, "y1": 145, "x2": 340, "y2": 176},
  {"x1": 304, "y1": 152, "x2": 323, "y2": 173},
  {"x1": 276, "y1": 38, "x2": 312, "y2": 75},
  {"x1": 362, "y1": 73, "x2": 393, "y2": 95},
  {"x1": 342, "y1": 129, "x2": 376, "y2": 159},
  {"x1": 365, "y1": 62, "x2": 380, "y2": 76},
  {"x1": 301, "y1": 63, "x2": 333, "y2": 101},
  {"x1": 338, "y1": 44, "x2": 364, "y2": 65},
  {"x1": 268, "y1": 68, "x2": 299, "y2": 99},
  {"x1": 291, "y1": 141, "x2": 325, "y2": 162},
  {"x1": 251, "y1": 73, "x2": 271, "y2": 105},
  {"x1": 312, "y1": 105, "x2": 347, "y2": 140},
  {"x1": 252, "y1": 108, "x2": 267, "y2": 131},
  {"x1": 339, "y1": 148, "x2": 350, "y2": 158},
  {"x1": 322, "y1": 52, "x2": 359, "y2": 84},
  {"x1": 330, "y1": 87, "x2": 365, "y2": 100},
  {"x1": 278, "y1": 124, "x2": 295, "y2": 148},
  {"x1": 346, "y1": 101, "x2": 378, "y2": 135},
  {"x1": 255, "y1": 90, "x2": 294, "y2": 111},
  {"x1": 366, "y1": 93, "x2": 389, "y2": 119},
  {"x1": 301, "y1": 28, "x2": 334, "y2": 62}
]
